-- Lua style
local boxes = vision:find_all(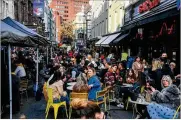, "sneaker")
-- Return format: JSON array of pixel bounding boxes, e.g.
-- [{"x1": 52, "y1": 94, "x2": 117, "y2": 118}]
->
[
  {"x1": 117, "y1": 103, "x2": 124, "y2": 108},
  {"x1": 116, "y1": 99, "x2": 120, "y2": 104},
  {"x1": 135, "y1": 114, "x2": 141, "y2": 119}
]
